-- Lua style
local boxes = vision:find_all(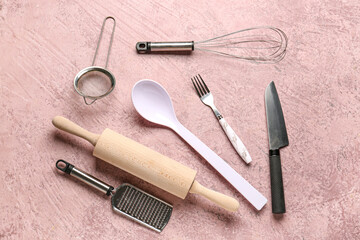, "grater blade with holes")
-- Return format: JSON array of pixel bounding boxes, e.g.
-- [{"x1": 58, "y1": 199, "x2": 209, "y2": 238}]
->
[{"x1": 56, "y1": 160, "x2": 172, "y2": 232}]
